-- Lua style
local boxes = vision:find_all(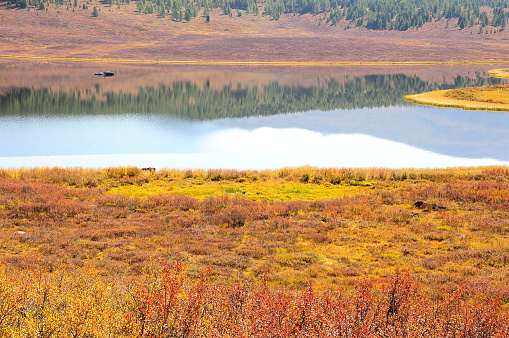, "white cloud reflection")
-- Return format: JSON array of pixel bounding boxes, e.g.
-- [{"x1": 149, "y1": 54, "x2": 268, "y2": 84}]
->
[{"x1": 1, "y1": 128, "x2": 507, "y2": 169}]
